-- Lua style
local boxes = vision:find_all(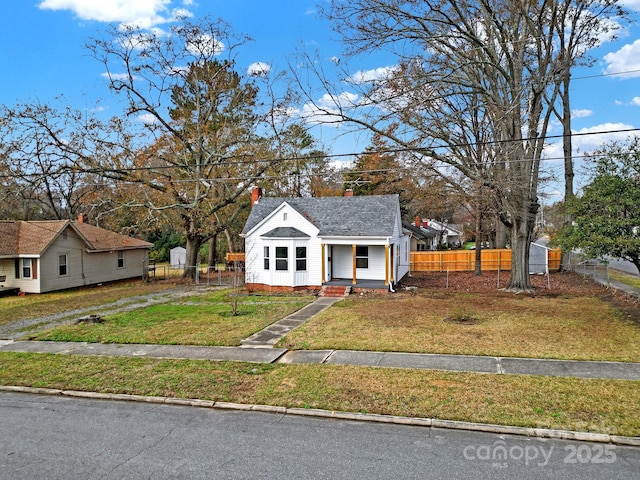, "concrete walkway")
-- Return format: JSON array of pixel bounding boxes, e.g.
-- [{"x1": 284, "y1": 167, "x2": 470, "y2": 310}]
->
[
  {"x1": 240, "y1": 297, "x2": 342, "y2": 346},
  {"x1": 2, "y1": 340, "x2": 639, "y2": 380}
]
